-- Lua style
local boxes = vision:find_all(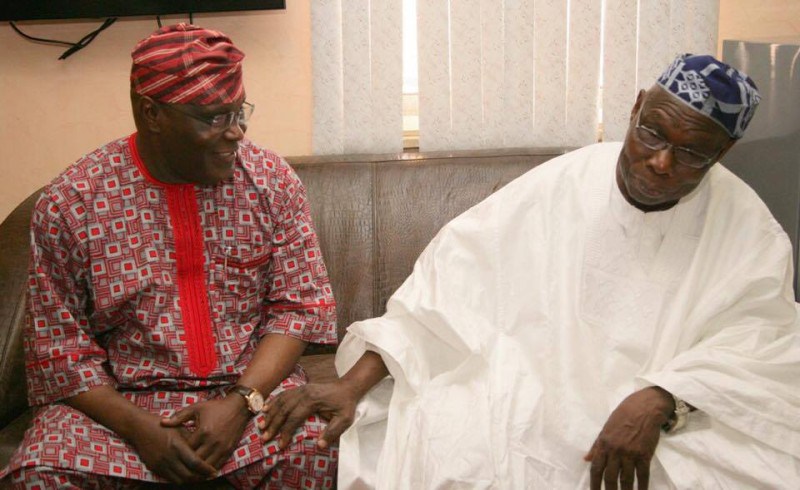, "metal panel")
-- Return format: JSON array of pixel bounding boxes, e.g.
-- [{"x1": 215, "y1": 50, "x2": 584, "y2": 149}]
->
[{"x1": 722, "y1": 40, "x2": 800, "y2": 300}]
